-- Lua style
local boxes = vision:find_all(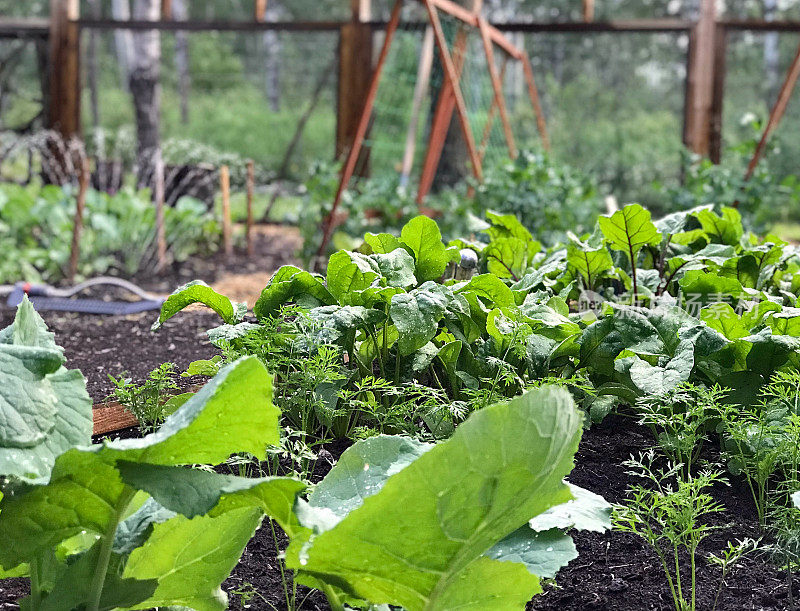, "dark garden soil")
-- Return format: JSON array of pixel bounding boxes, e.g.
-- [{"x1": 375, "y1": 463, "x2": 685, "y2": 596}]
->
[
  {"x1": 0, "y1": 308, "x2": 221, "y2": 401},
  {"x1": 530, "y1": 414, "x2": 786, "y2": 611}
]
